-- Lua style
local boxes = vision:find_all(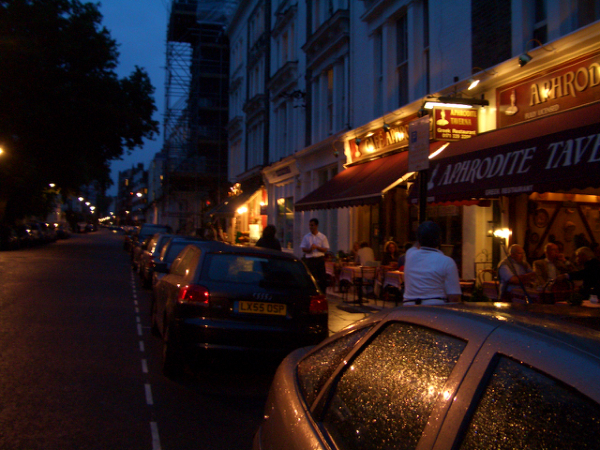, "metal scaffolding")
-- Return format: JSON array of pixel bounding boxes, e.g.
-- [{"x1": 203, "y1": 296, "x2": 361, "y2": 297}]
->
[{"x1": 162, "y1": 0, "x2": 233, "y2": 232}]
